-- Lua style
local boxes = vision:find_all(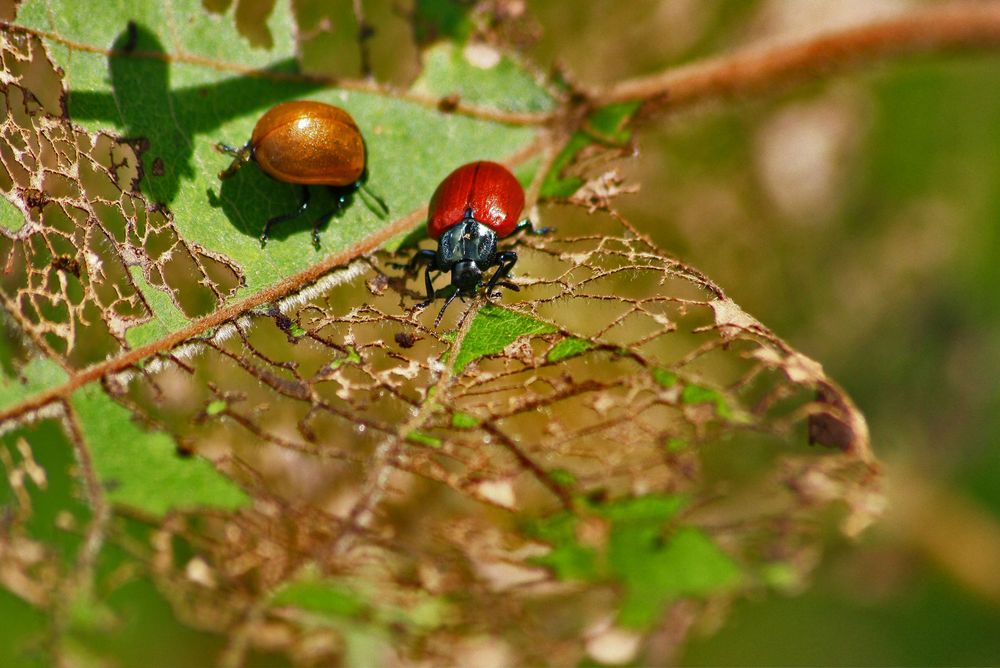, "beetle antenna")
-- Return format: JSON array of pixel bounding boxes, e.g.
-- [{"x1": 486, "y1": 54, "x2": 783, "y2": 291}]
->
[
  {"x1": 434, "y1": 290, "x2": 460, "y2": 328},
  {"x1": 215, "y1": 142, "x2": 251, "y2": 180}
]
